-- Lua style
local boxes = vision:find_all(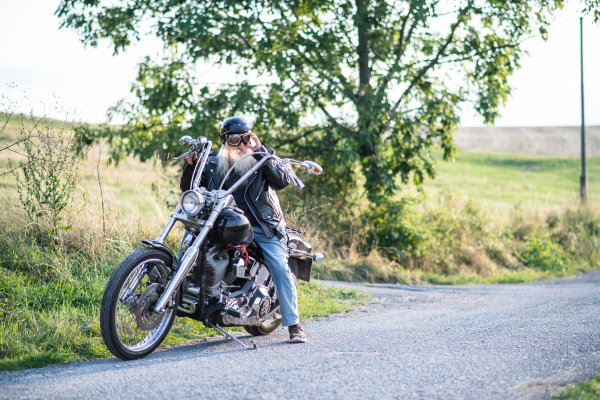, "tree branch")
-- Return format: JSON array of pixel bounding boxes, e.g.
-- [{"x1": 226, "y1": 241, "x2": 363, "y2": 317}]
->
[
  {"x1": 394, "y1": 5, "x2": 471, "y2": 112},
  {"x1": 375, "y1": 4, "x2": 419, "y2": 98}
]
